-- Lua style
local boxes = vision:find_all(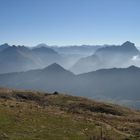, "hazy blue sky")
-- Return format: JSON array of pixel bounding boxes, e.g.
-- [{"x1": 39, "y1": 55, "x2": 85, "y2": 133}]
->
[{"x1": 0, "y1": 0, "x2": 140, "y2": 46}]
